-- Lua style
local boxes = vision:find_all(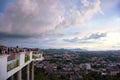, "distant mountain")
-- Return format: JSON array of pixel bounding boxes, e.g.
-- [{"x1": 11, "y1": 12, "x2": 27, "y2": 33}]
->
[
  {"x1": 41, "y1": 48, "x2": 87, "y2": 54},
  {"x1": 68, "y1": 48, "x2": 87, "y2": 52}
]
